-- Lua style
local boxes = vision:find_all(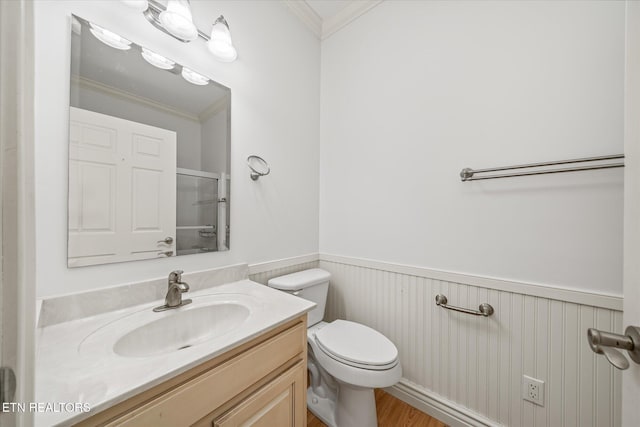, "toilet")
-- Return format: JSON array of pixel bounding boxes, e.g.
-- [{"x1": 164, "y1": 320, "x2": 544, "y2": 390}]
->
[{"x1": 268, "y1": 268, "x2": 401, "y2": 427}]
